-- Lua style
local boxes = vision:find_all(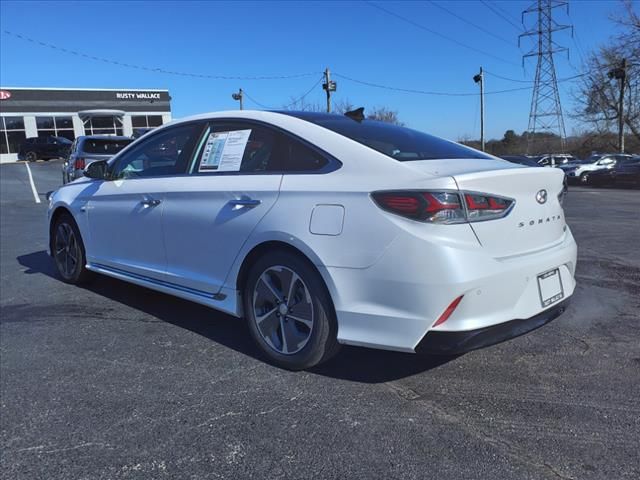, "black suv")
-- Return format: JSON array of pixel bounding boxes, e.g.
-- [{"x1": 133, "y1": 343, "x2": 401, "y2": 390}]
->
[{"x1": 18, "y1": 136, "x2": 73, "y2": 162}]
